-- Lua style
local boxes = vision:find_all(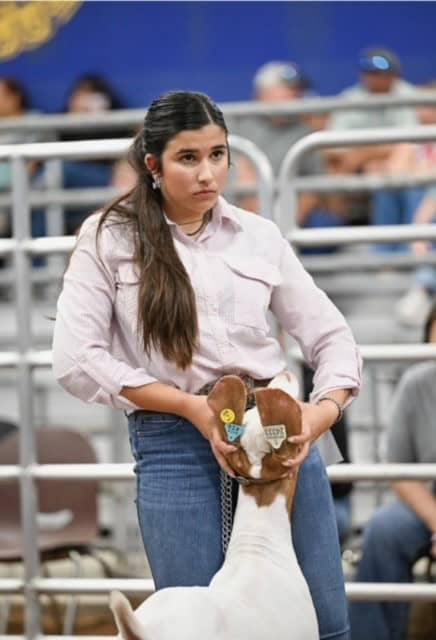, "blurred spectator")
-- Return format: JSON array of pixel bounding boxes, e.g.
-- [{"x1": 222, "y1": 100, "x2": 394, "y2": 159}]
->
[
  {"x1": 349, "y1": 303, "x2": 436, "y2": 640},
  {"x1": 227, "y1": 61, "x2": 345, "y2": 253},
  {"x1": 327, "y1": 47, "x2": 419, "y2": 235},
  {"x1": 373, "y1": 82, "x2": 436, "y2": 250},
  {"x1": 0, "y1": 77, "x2": 34, "y2": 238},
  {"x1": 329, "y1": 47, "x2": 417, "y2": 133},
  {"x1": 60, "y1": 73, "x2": 131, "y2": 234},
  {"x1": 395, "y1": 188, "x2": 436, "y2": 326}
]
